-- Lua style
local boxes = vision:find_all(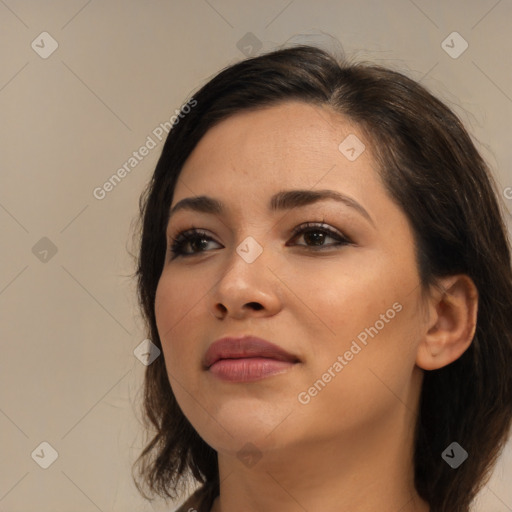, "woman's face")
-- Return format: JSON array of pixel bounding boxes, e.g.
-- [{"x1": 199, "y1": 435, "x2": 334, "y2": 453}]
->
[{"x1": 155, "y1": 101, "x2": 428, "y2": 456}]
